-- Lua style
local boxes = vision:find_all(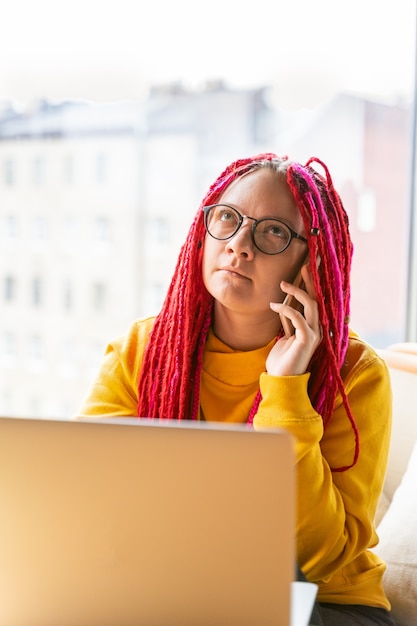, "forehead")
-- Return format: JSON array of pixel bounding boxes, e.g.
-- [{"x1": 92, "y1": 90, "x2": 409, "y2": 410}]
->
[{"x1": 219, "y1": 168, "x2": 301, "y2": 223}]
